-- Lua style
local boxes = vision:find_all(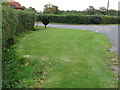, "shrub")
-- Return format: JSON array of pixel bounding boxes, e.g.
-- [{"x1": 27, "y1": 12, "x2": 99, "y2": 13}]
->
[
  {"x1": 2, "y1": 6, "x2": 36, "y2": 48},
  {"x1": 2, "y1": 6, "x2": 36, "y2": 88},
  {"x1": 37, "y1": 14, "x2": 119, "y2": 24}
]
